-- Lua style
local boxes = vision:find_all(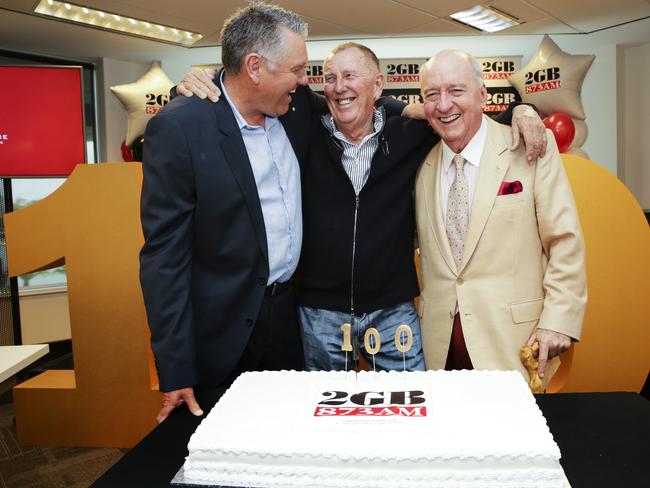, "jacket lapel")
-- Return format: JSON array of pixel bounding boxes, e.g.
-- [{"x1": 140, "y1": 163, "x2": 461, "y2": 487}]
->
[
  {"x1": 422, "y1": 145, "x2": 456, "y2": 274},
  {"x1": 211, "y1": 73, "x2": 268, "y2": 265},
  {"x1": 460, "y1": 118, "x2": 510, "y2": 273},
  {"x1": 279, "y1": 85, "x2": 311, "y2": 166}
]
